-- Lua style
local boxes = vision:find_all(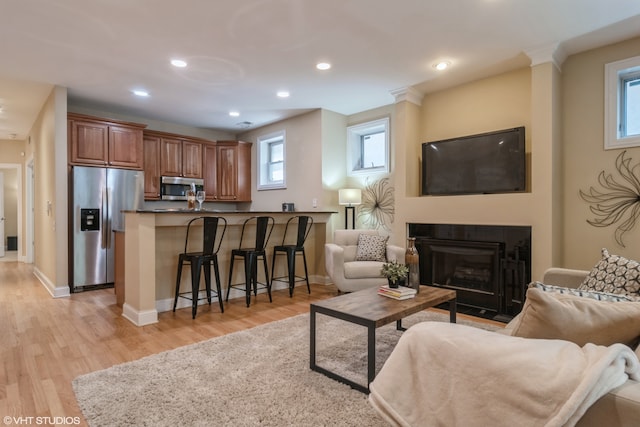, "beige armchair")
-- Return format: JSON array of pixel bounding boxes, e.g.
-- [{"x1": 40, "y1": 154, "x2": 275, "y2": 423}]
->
[{"x1": 324, "y1": 229, "x2": 406, "y2": 293}]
